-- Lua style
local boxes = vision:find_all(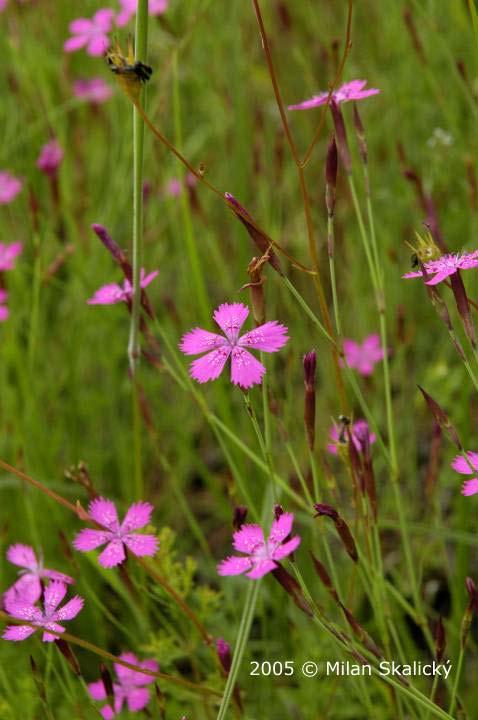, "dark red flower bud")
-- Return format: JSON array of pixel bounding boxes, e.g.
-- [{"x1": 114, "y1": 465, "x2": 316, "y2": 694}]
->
[
  {"x1": 216, "y1": 638, "x2": 232, "y2": 674},
  {"x1": 313, "y1": 503, "x2": 339, "y2": 521},
  {"x1": 303, "y1": 351, "x2": 317, "y2": 450},
  {"x1": 233, "y1": 505, "x2": 248, "y2": 530},
  {"x1": 330, "y1": 102, "x2": 352, "y2": 175},
  {"x1": 325, "y1": 136, "x2": 338, "y2": 217}
]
